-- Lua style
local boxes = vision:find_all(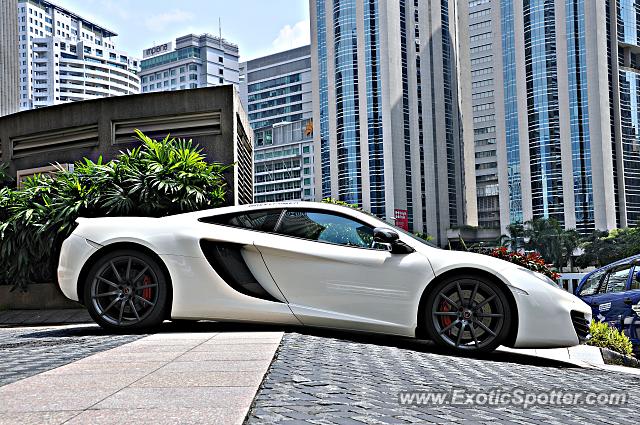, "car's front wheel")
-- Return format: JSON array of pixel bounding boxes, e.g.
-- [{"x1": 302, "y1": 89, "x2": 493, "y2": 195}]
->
[
  {"x1": 425, "y1": 274, "x2": 511, "y2": 352},
  {"x1": 83, "y1": 249, "x2": 168, "y2": 331}
]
